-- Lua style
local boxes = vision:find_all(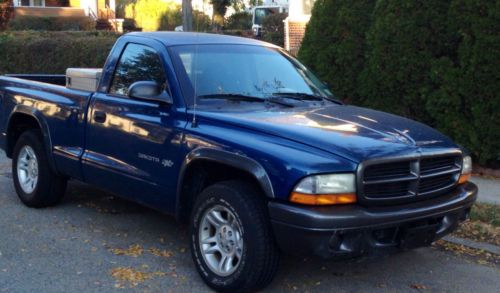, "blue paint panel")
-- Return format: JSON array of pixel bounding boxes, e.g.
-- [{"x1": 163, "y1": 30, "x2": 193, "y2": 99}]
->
[
  {"x1": 0, "y1": 76, "x2": 90, "y2": 180},
  {"x1": 82, "y1": 93, "x2": 184, "y2": 212}
]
